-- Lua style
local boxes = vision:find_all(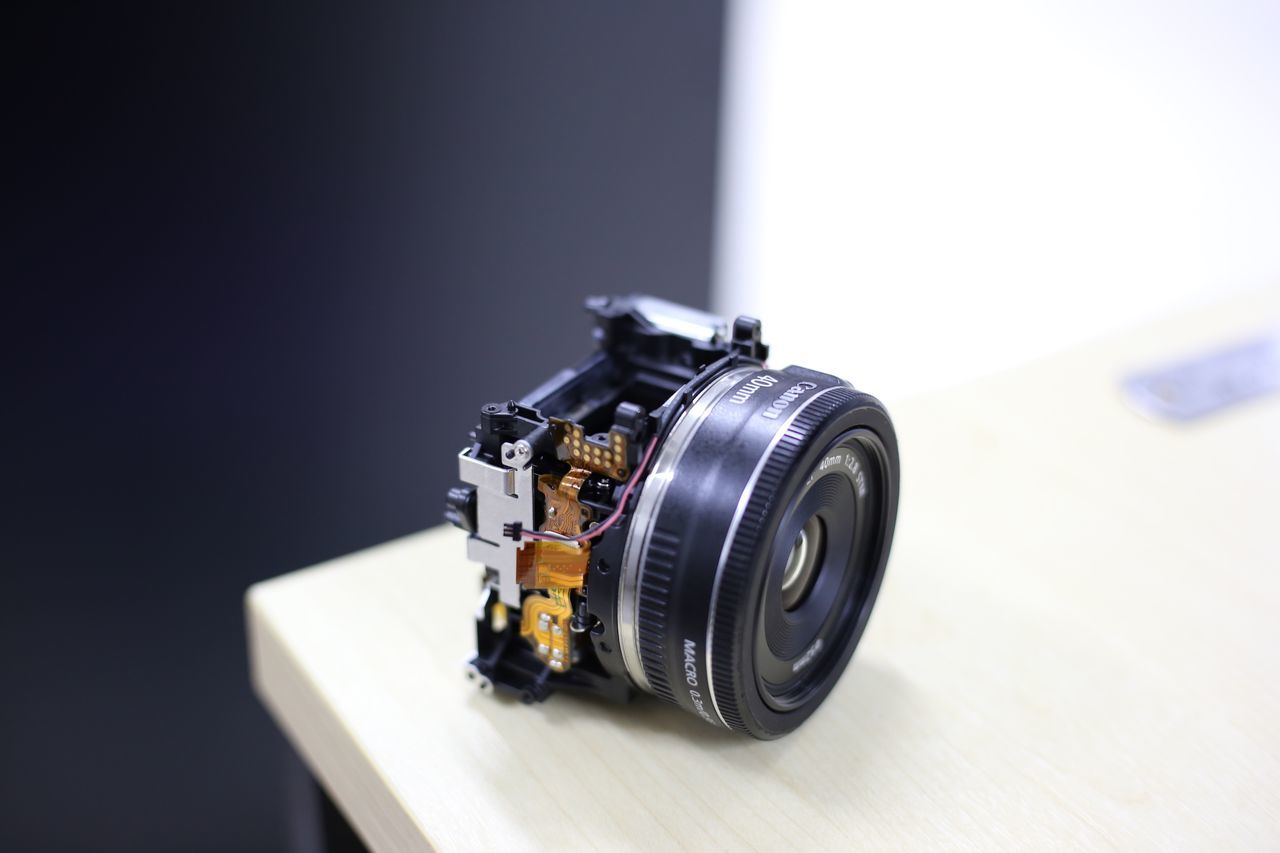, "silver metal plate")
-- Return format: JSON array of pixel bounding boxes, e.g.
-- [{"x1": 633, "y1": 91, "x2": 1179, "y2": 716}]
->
[
  {"x1": 632, "y1": 295, "x2": 726, "y2": 344},
  {"x1": 458, "y1": 449, "x2": 533, "y2": 607},
  {"x1": 1122, "y1": 332, "x2": 1280, "y2": 421}
]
